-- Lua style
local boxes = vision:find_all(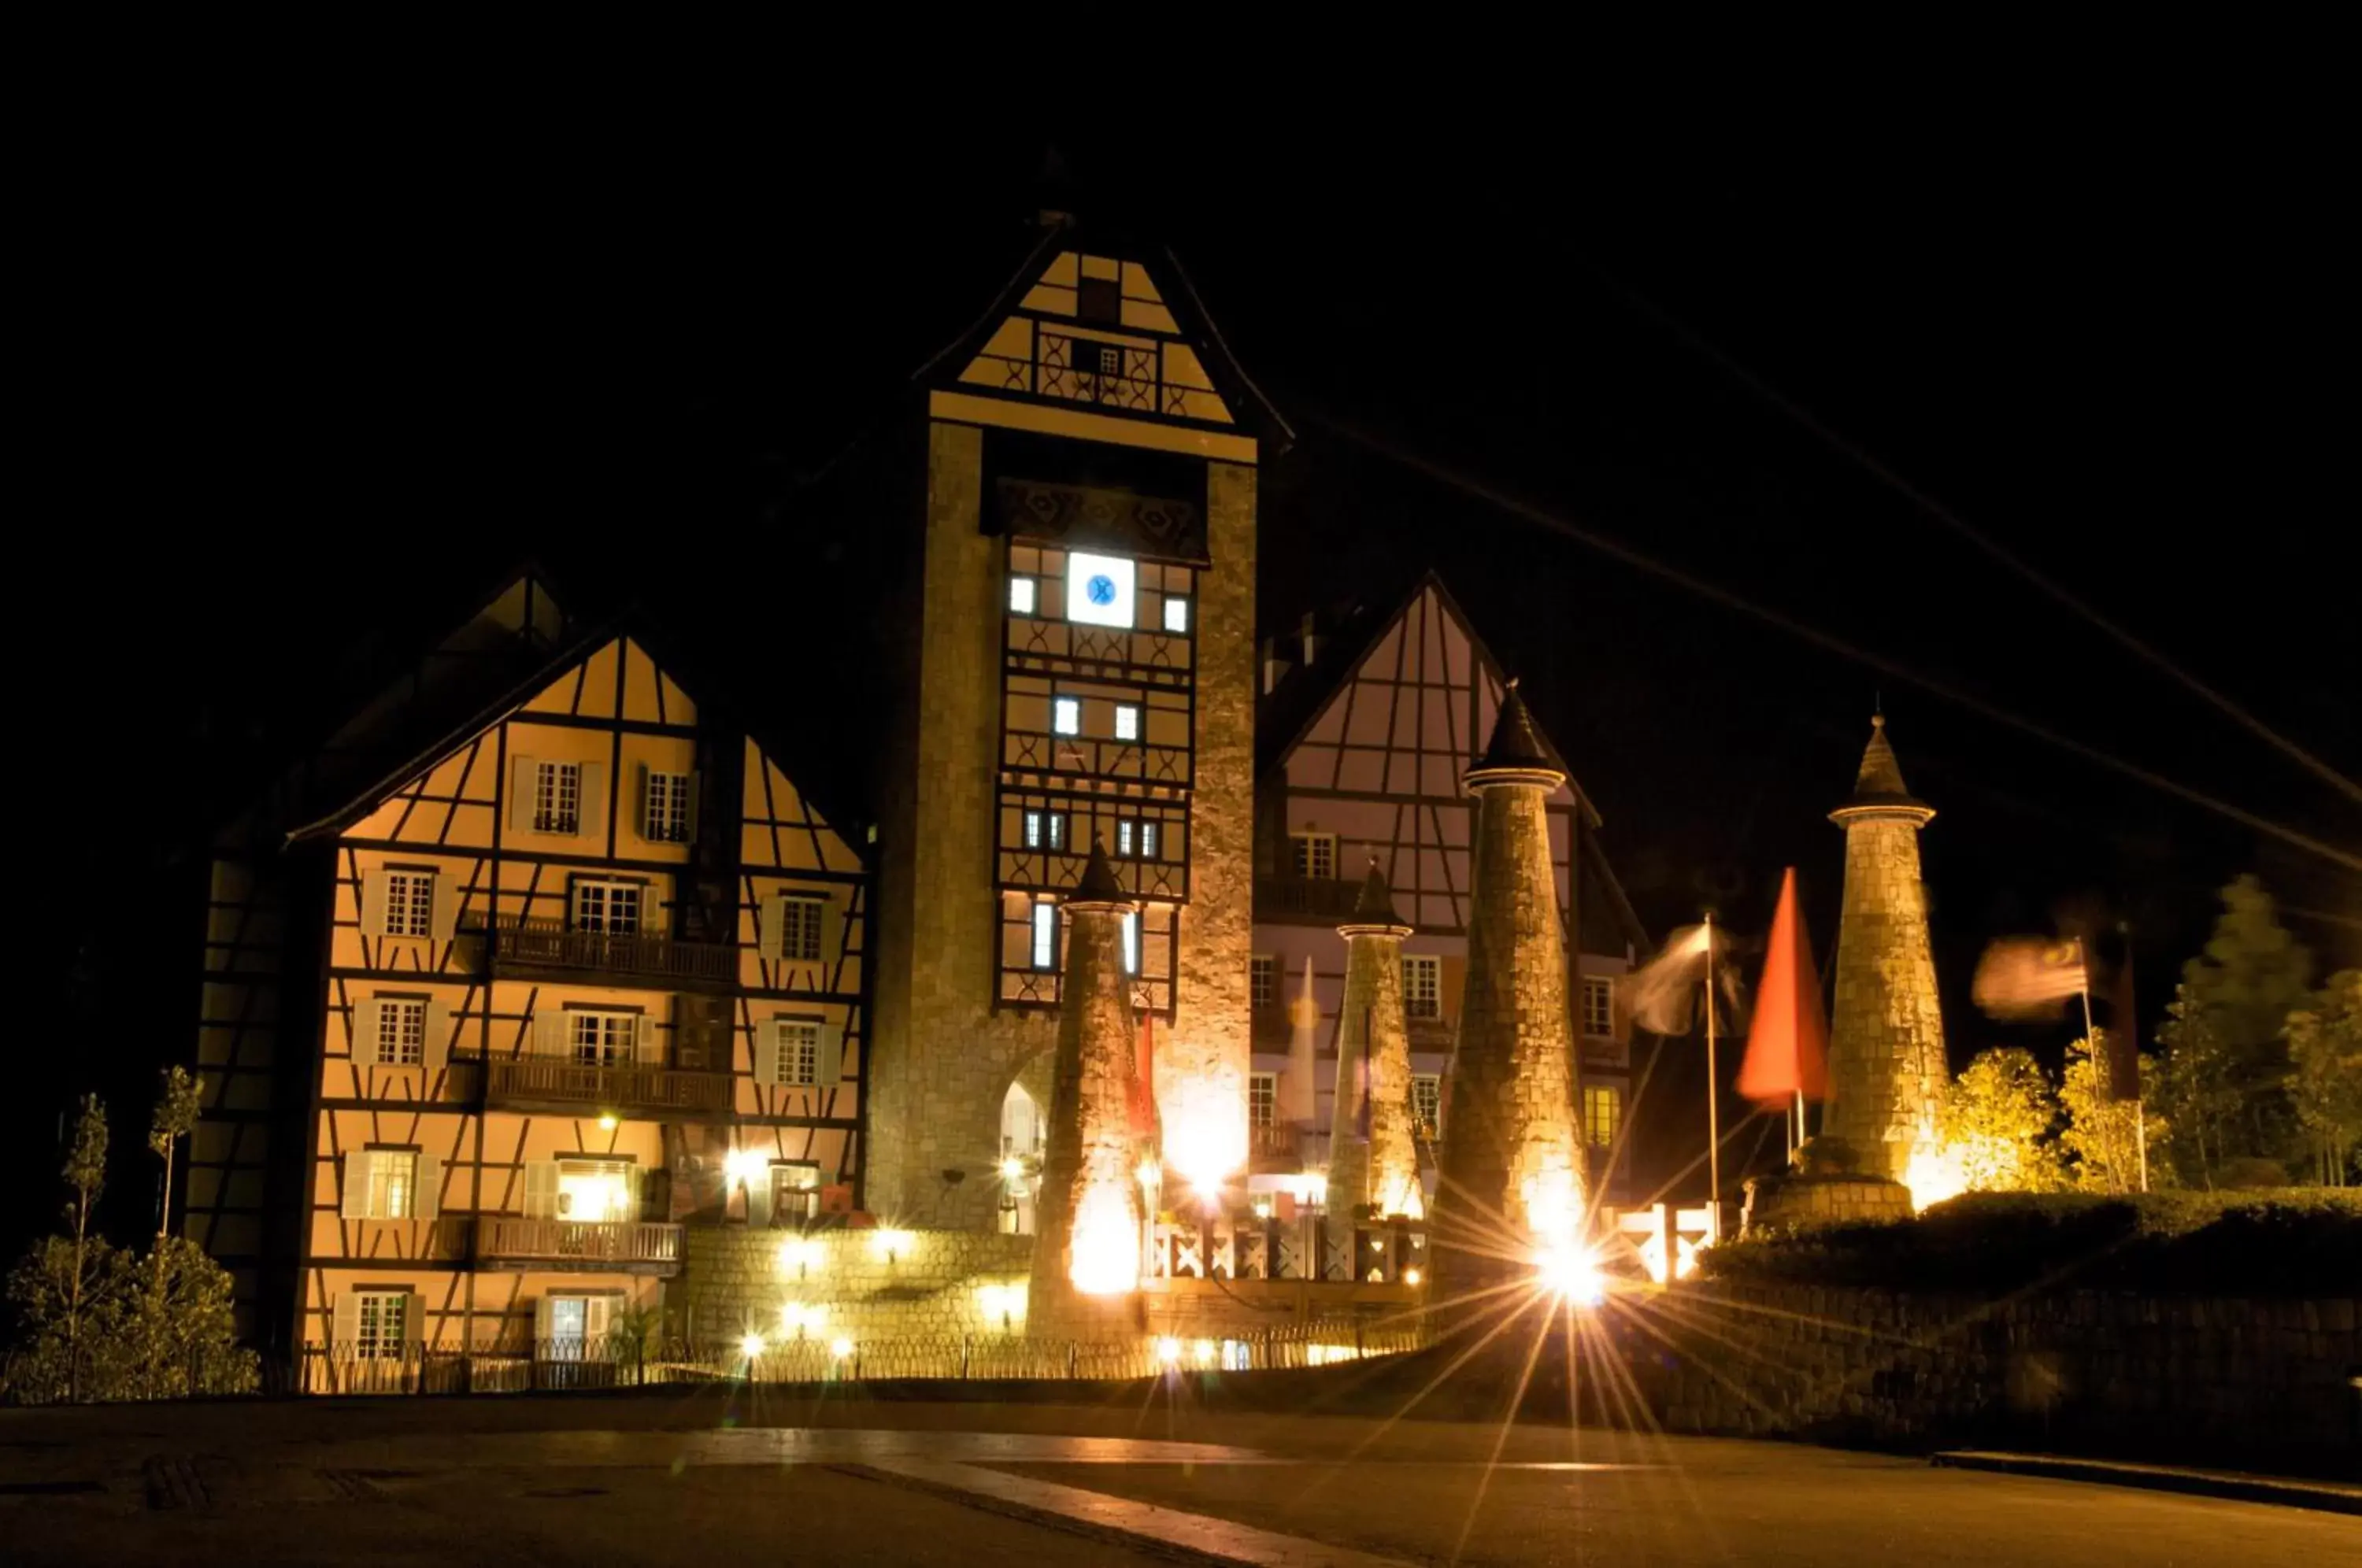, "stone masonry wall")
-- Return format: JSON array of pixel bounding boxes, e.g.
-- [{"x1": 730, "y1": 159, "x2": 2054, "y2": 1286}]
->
[
  {"x1": 1331, "y1": 927, "x2": 1419, "y2": 1219},
  {"x1": 1031, "y1": 897, "x2": 1146, "y2": 1338},
  {"x1": 1625, "y1": 1280, "x2": 2360, "y2": 1470},
  {"x1": 679, "y1": 1226, "x2": 1036, "y2": 1343},
  {"x1": 1824, "y1": 815, "x2": 1948, "y2": 1182}
]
